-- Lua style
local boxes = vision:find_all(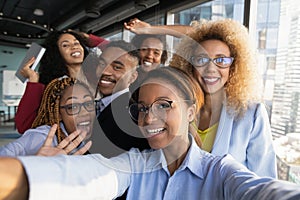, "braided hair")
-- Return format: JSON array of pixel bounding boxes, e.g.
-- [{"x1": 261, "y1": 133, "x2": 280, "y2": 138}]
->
[{"x1": 31, "y1": 77, "x2": 77, "y2": 143}]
